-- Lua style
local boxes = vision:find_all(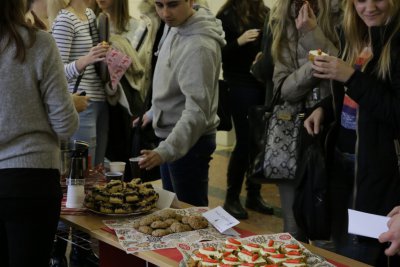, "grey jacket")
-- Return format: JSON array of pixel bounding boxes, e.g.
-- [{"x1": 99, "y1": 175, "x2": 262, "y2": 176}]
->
[
  {"x1": 151, "y1": 7, "x2": 226, "y2": 162},
  {"x1": 273, "y1": 0, "x2": 341, "y2": 108},
  {"x1": 0, "y1": 28, "x2": 79, "y2": 169}
]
